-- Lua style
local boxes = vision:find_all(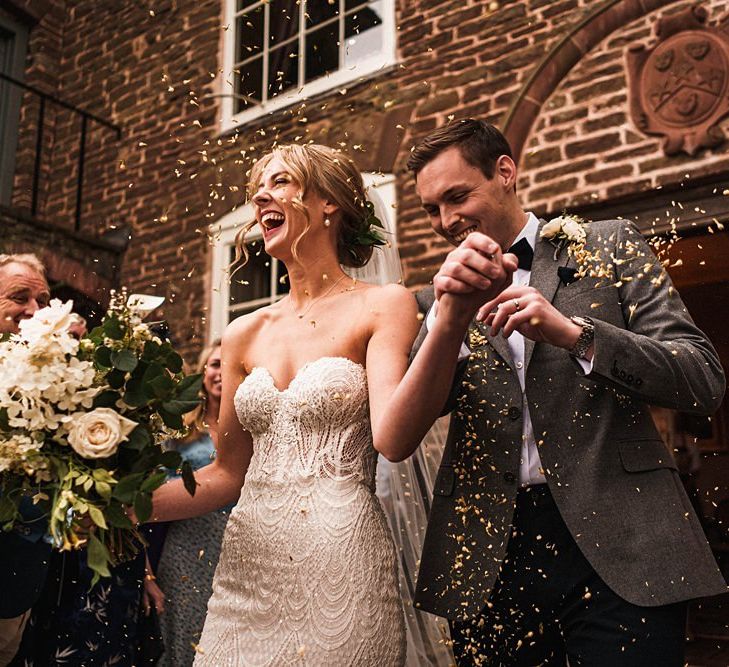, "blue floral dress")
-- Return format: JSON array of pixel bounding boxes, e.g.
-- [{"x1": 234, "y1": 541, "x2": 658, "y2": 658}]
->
[{"x1": 155, "y1": 433, "x2": 231, "y2": 667}]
